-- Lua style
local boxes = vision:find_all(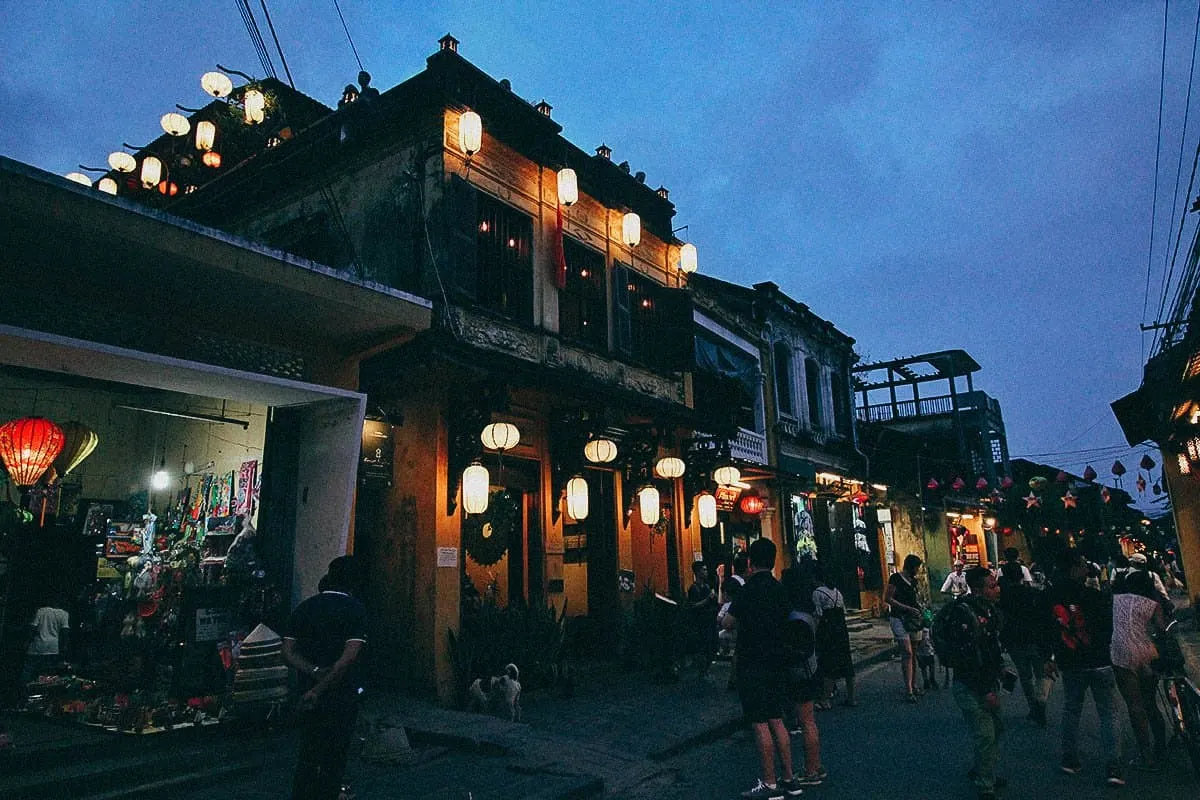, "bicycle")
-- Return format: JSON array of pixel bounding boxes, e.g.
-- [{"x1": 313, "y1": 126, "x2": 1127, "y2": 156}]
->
[{"x1": 1154, "y1": 622, "x2": 1200, "y2": 778}]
